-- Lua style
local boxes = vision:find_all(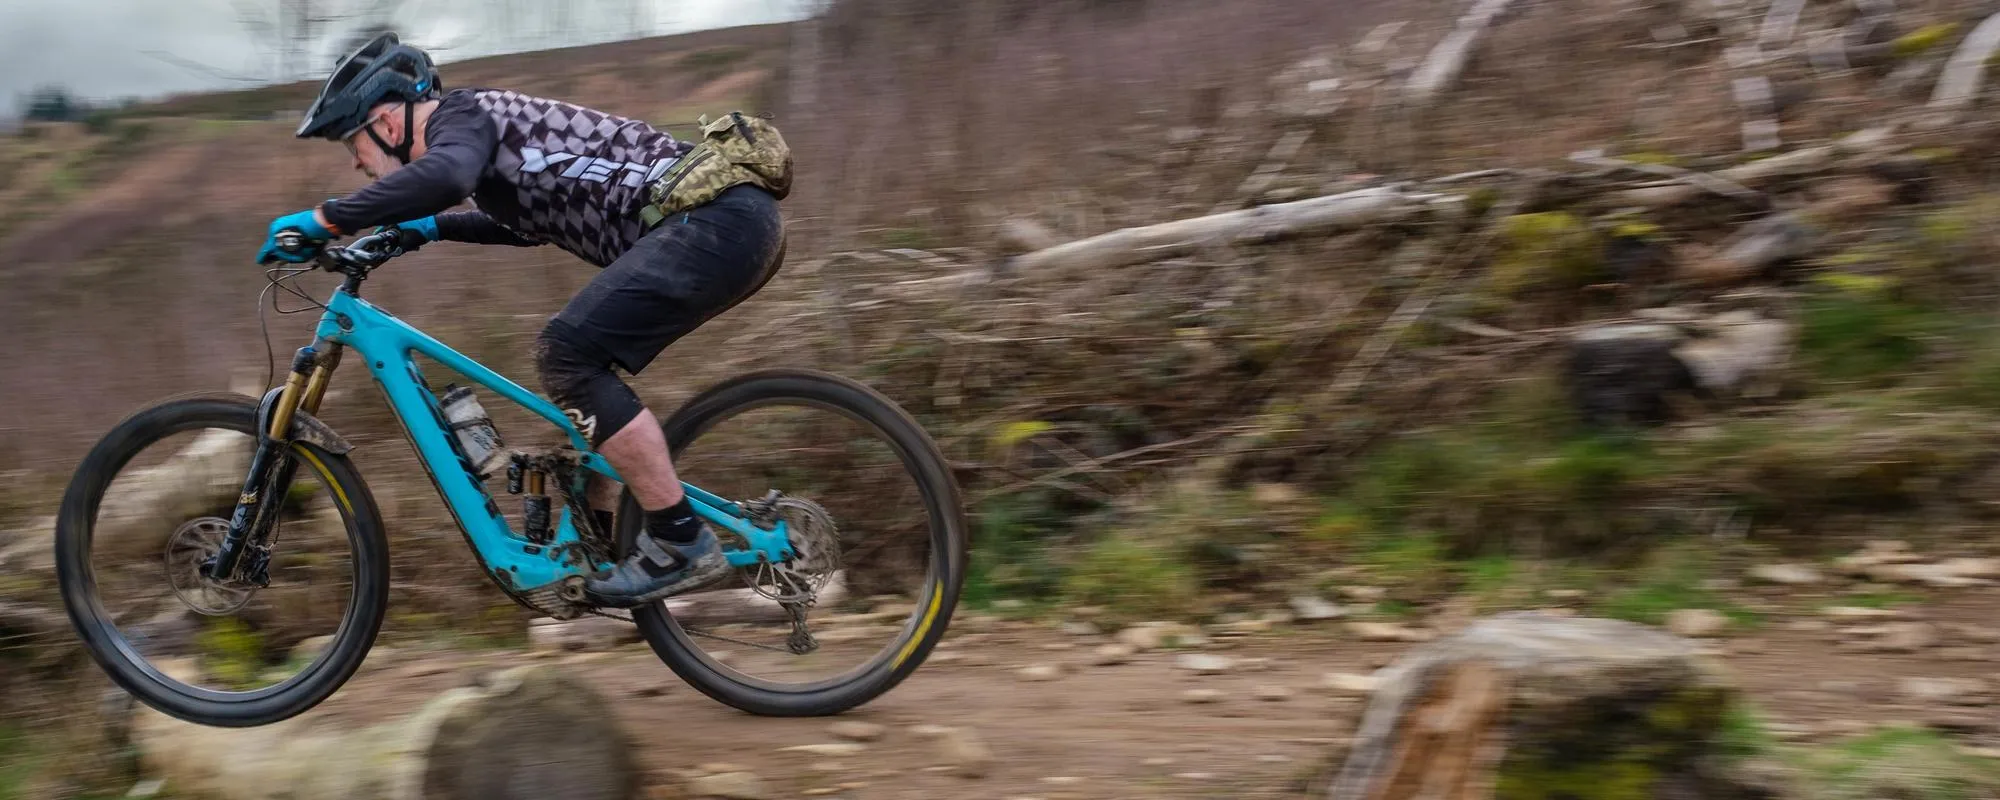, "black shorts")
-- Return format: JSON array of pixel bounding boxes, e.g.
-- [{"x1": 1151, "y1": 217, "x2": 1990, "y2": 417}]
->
[{"x1": 546, "y1": 184, "x2": 786, "y2": 375}]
